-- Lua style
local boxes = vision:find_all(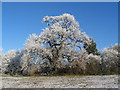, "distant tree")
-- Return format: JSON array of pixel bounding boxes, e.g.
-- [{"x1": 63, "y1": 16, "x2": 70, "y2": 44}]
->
[
  {"x1": 84, "y1": 38, "x2": 100, "y2": 55},
  {"x1": 1, "y1": 50, "x2": 17, "y2": 74},
  {"x1": 6, "y1": 50, "x2": 24, "y2": 75},
  {"x1": 101, "y1": 43, "x2": 119, "y2": 74},
  {"x1": 85, "y1": 54, "x2": 101, "y2": 74}
]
